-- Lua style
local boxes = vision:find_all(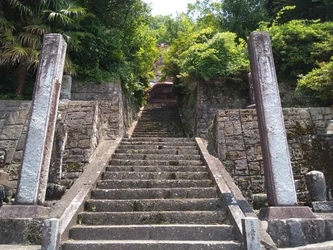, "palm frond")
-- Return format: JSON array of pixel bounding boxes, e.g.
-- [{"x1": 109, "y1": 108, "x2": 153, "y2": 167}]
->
[
  {"x1": 26, "y1": 49, "x2": 40, "y2": 71},
  {"x1": 45, "y1": 10, "x2": 73, "y2": 26},
  {"x1": 5, "y1": 0, "x2": 33, "y2": 16},
  {"x1": 0, "y1": 18, "x2": 15, "y2": 32},
  {"x1": 0, "y1": 45, "x2": 30, "y2": 65},
  {"x1": 60, "y1": 5, "x2": 86, "y2": 18},
  {"x1": 1, "y1": 30, "x2": 15, "y2": 46},
  {"x1": 19, "y1": 32, "x2": 42, "y2": 49},
  {"x1": 62, "y1": 31, "x2": 85, "y2": 52},
  {"x1": 23, "y1": 24, "x2": 50, "y2": 35}
]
